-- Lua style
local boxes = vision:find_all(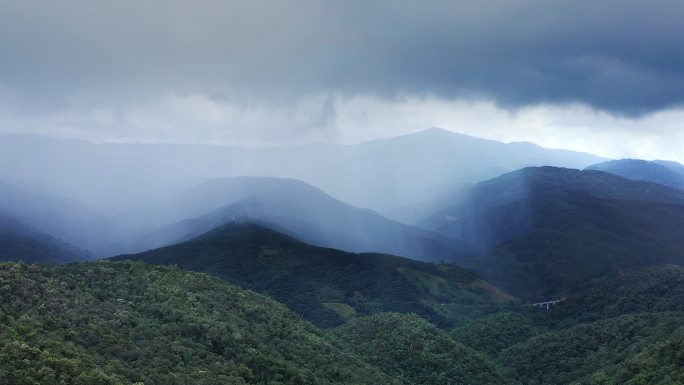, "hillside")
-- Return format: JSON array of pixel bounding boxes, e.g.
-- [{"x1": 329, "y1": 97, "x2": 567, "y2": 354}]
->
[
  {"x1": 112, "y1": 177, "x2": 471, "y2": 264},
  {"x1": 586, "y1": 158, "x2": 684, "y2": 190},
  {"x1": 450, "y1": 265, "x2": 684, "y2": 384},
  {"x1": 328, "y1": 313, "x2": 517, "y2": 385},
  {"x1": 391, "y1": 167, "x2": 684, "y2": 300},
  {"x1": 0, "y1": 131, "x2": 607, "y2": 257},
  {"x1": 533, "y1": 264, "x2": 684, "y2": 329},
  {"x1": 500, "y1": 311, "x2": 684, "y2": 384},
  {"x1": 0, "y1": 259, "x2": 401, "y2": 384},
  {"x1": 0, "y1": 179, "x2": 109, "y2": 253},
  {"x1": 0, "y1": 212, "x2": 91, "y2": 264},
  {"x1": 450, "y1": 312, "x2": 537, "y2": 357},
  {"x1": 3, "y1": 258, "x2": 683, "y2": 384},
  {"x1": 112, "y1": 222, "x2": 514, "y2": 329}
]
